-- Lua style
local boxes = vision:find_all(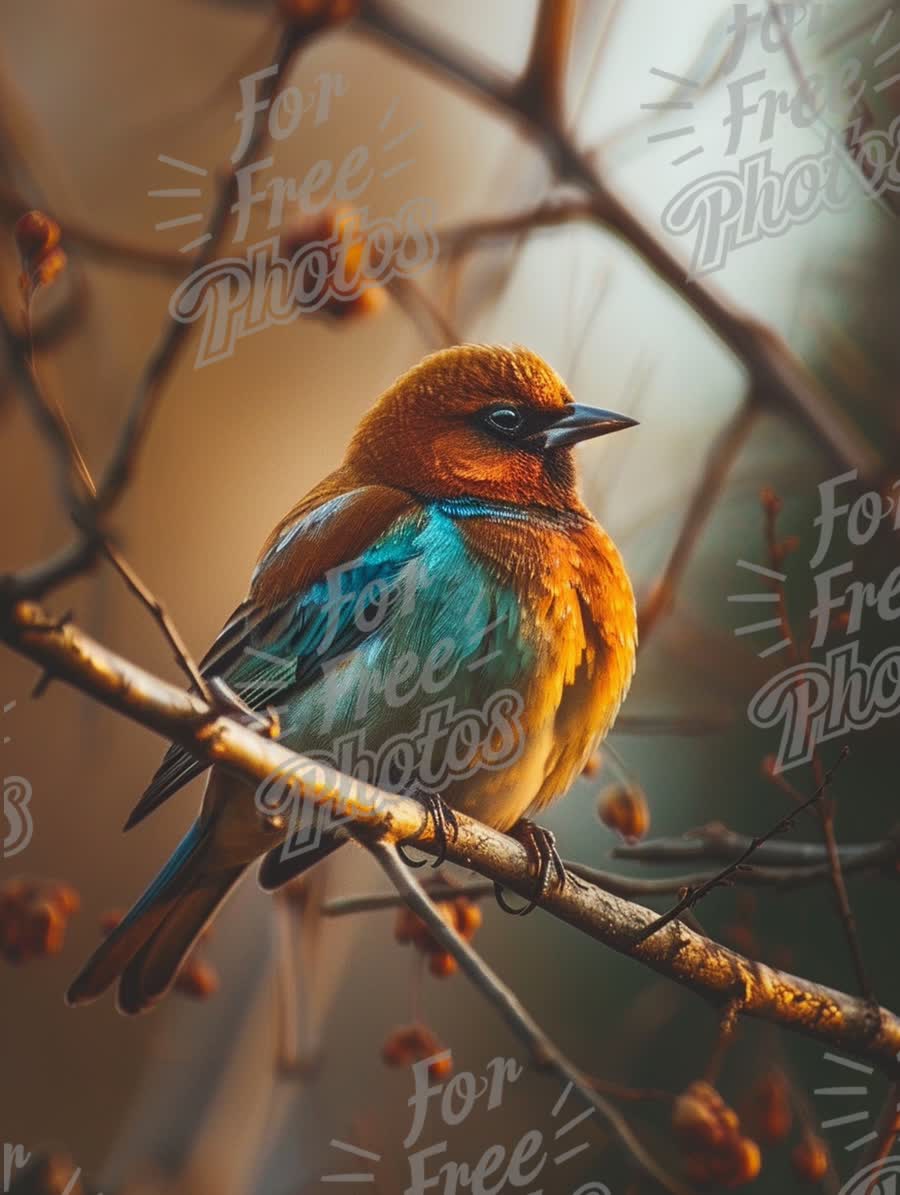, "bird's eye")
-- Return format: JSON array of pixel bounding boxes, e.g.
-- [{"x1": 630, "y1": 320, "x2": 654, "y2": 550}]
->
[{"x1": 482, "y1": 405, "x2": 525, "y2": 437}]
